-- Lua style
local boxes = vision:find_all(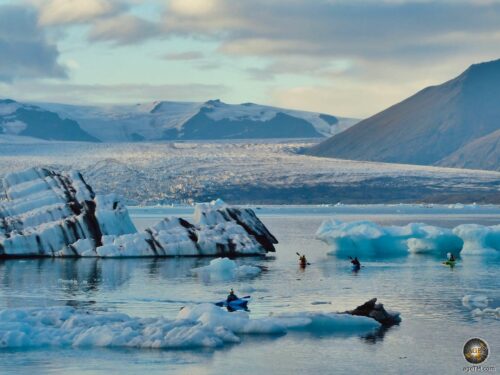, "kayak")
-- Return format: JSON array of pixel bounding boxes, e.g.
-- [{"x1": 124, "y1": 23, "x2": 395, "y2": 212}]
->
[
  {"x1": 215, "y1": 296, "x2": 251, "y2": 308},
  {"x1": 443, "y1": 260, "x2": 456, "y2": 267},
  {"x1": 352, "y1": 264, "x2": 361, "y2": 271}
]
